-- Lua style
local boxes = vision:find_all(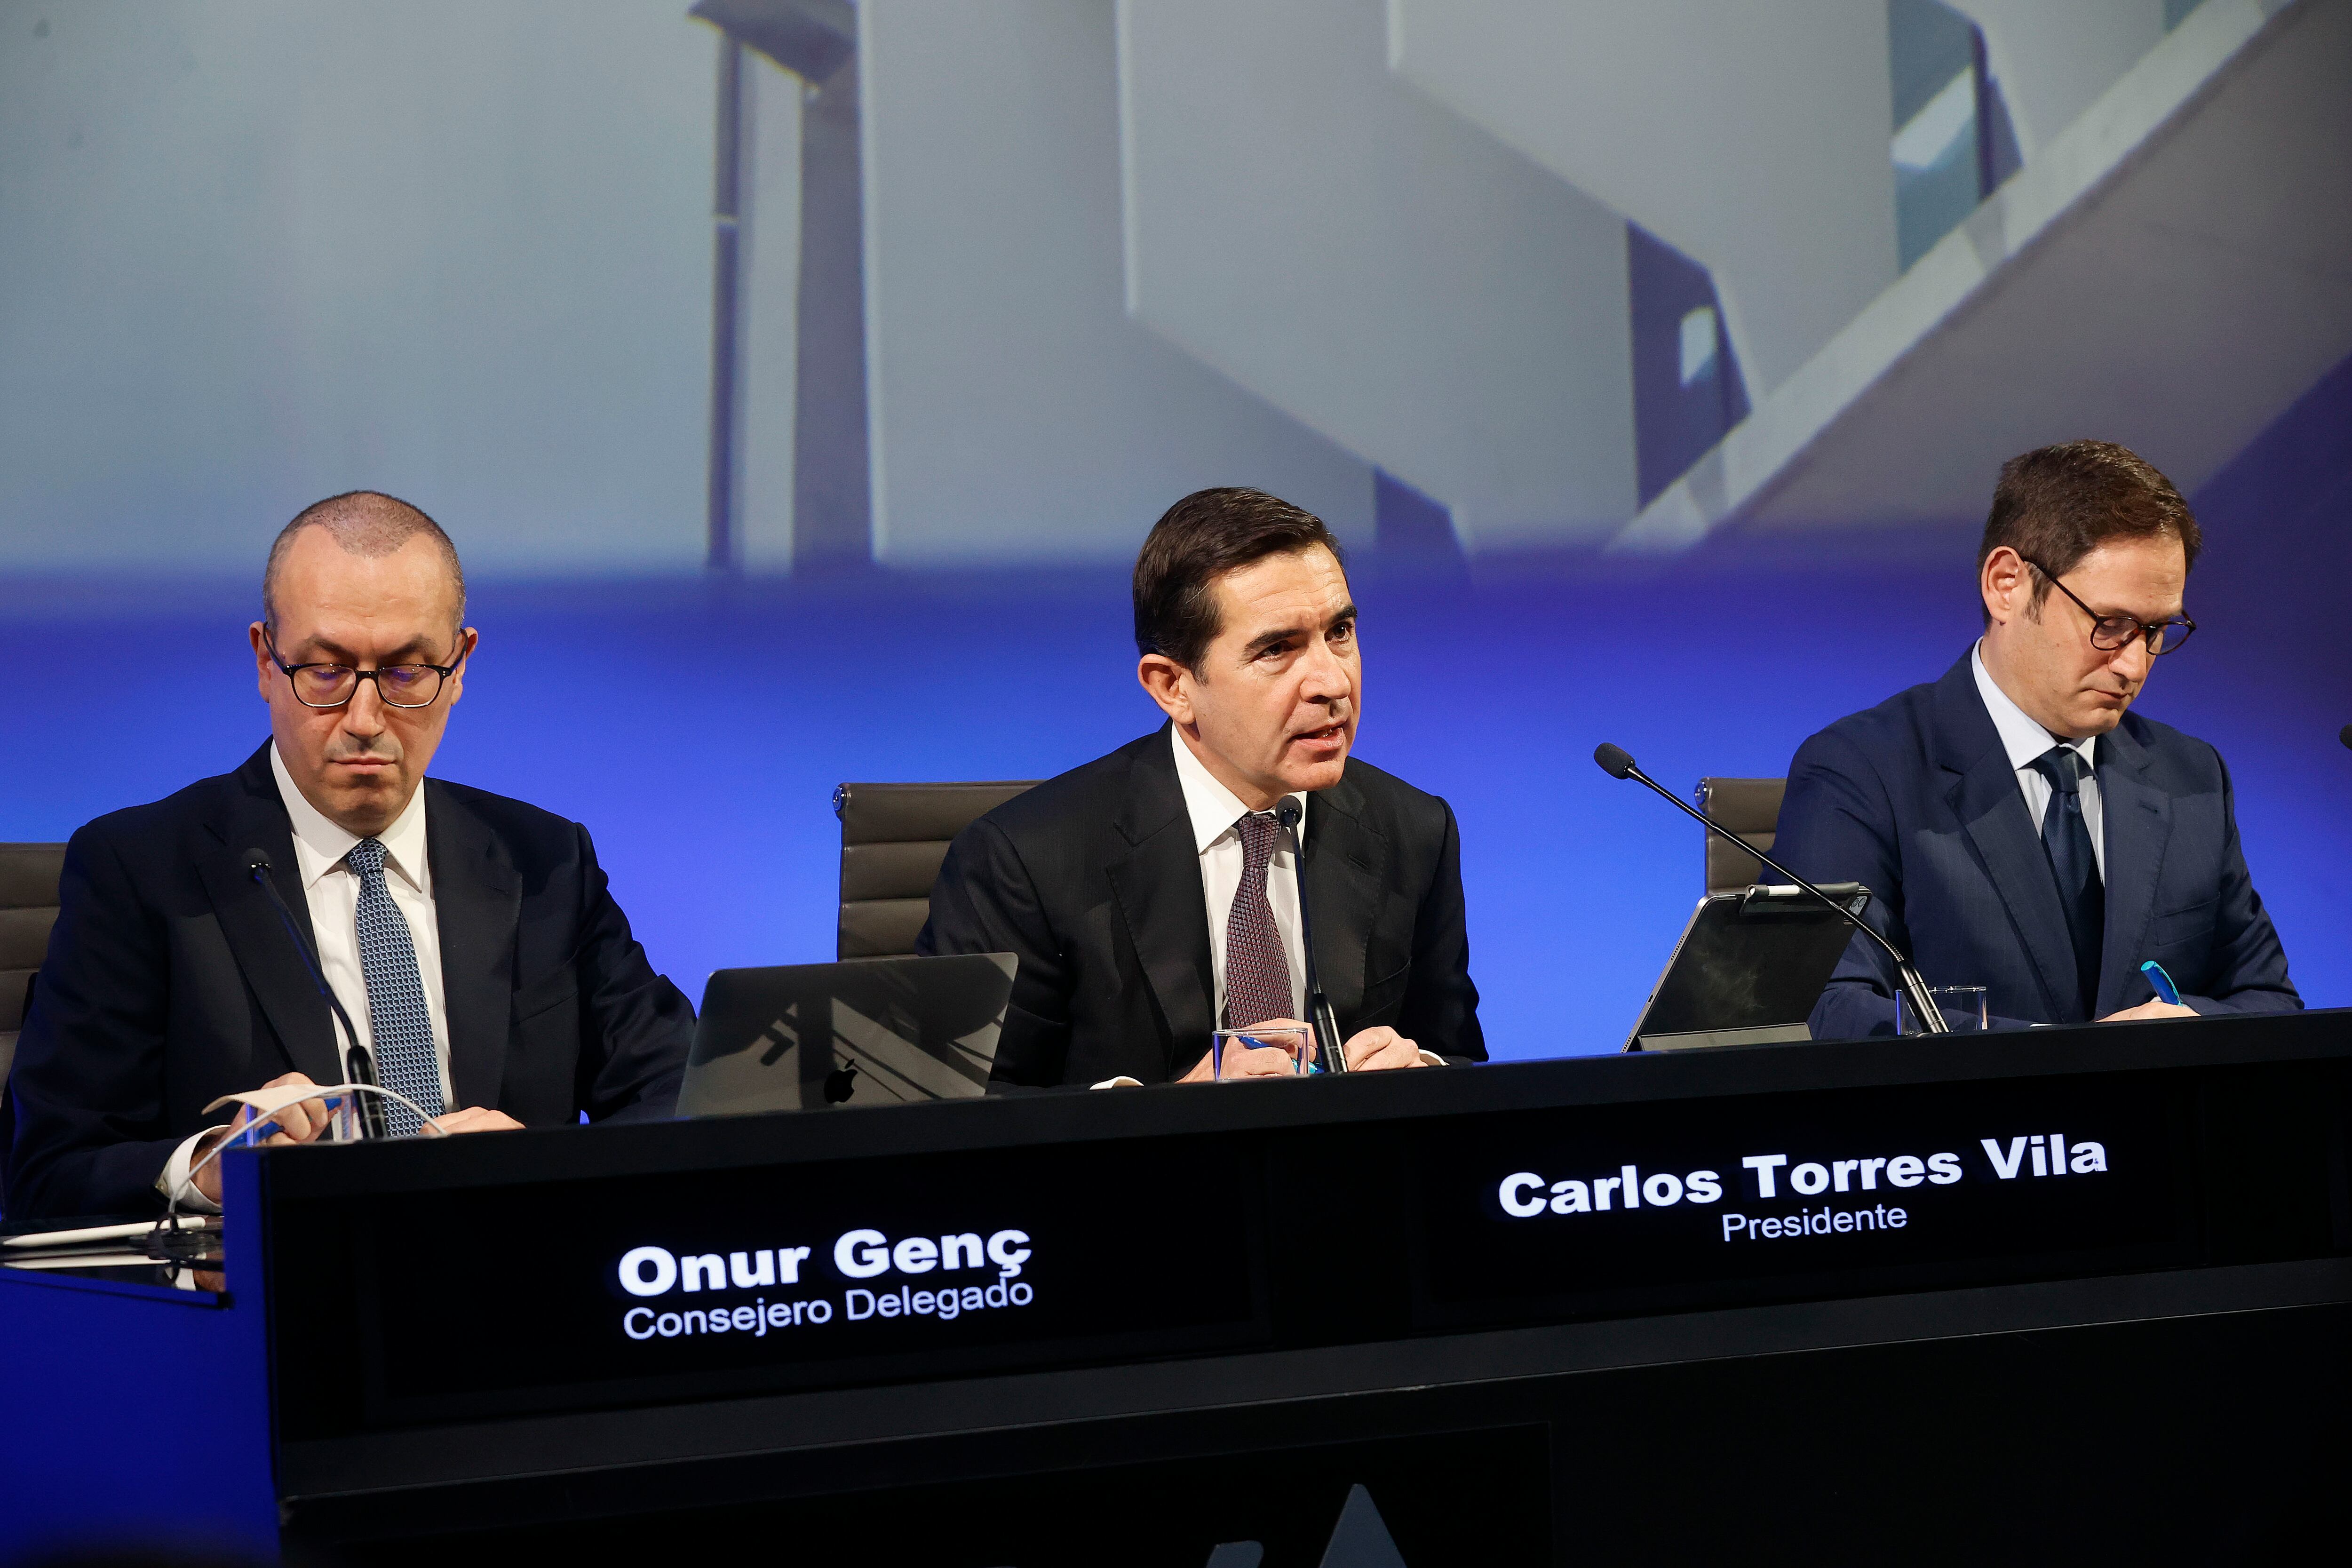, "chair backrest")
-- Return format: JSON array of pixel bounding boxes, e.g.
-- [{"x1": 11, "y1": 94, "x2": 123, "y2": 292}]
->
[
  {"x1": 0, "y1": 842, "x2": 67, "y2": 1094},
  {"x1": 1695, "y1": 779, "x2": 1786, "y2": 896},
  {"x1": 835, "y1": 782, "x2": 1039, "y2": 959}
]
